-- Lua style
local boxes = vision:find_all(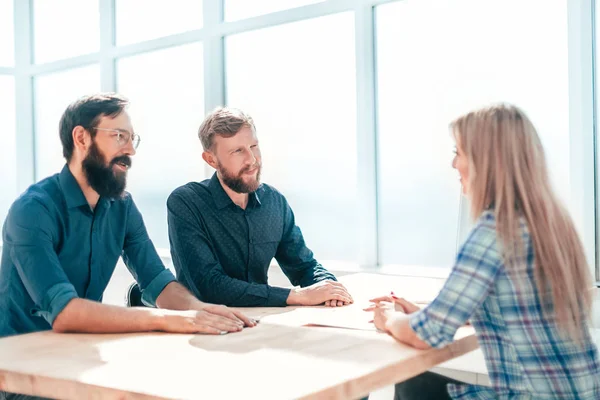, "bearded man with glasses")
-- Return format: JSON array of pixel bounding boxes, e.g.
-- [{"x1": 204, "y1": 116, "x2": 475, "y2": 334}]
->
[{"x1": 0, "y1": 94, "x2": 255, "y2": 399}]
